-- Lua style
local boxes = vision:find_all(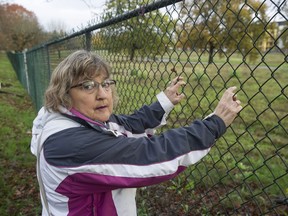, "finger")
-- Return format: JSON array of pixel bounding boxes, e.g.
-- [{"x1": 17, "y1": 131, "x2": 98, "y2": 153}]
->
[
  {"x1": 228, "y1": 86, "x2": 237, "y2": 93},
  {"x1": 174, "y1": 80, "x2": 186, "y2": 87},
  {"x1": 176, "y1": 76, "x2": 184, "y2": 82},
  {"x1": 170, "y1": 76, "x2": 184, "y2": 85},
  {"x1": 176, "y1": 93, "x2": 185, "y2": 99},
  {"x1": 222, "y1": 87, "x2": 238, "y2": 102},
  {"x1": 173, "y1": 81, "x2": 186, "y2": 95},
  {"x1": 171, "y1": 77, "x2": 179, "y2": 85},
  {"x1": 235, "y1": 104, "x2": 243, "y2": 112},
  {"x1": 235, "y1": 99, "x2": 241, "y2": 105},
  {"x1": 168, "y1": 77, "x2": 178, "y2": 85}
]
